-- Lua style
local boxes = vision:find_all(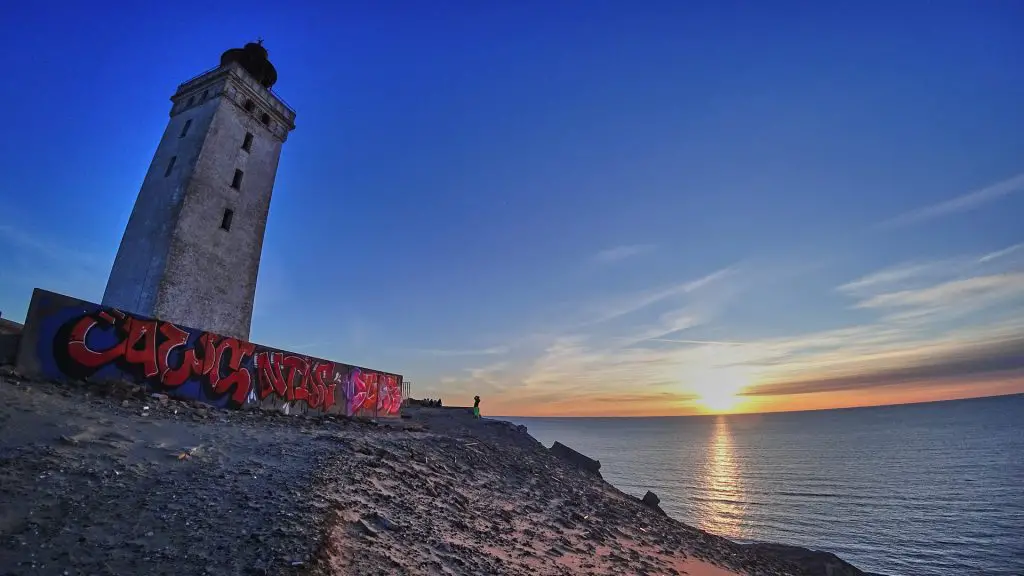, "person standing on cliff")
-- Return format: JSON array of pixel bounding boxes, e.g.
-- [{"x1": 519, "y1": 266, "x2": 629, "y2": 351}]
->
[{"x1": 473, "y1": 395, "x2": 481, "y2": 418}]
